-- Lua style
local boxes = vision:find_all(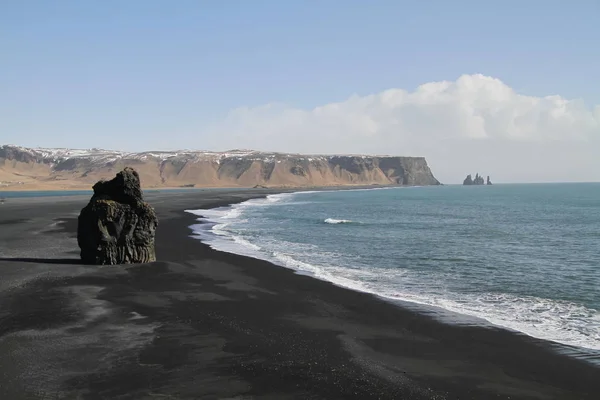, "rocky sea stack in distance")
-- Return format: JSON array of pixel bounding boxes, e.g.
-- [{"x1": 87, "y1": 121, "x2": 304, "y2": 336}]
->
[
  {"x1": 77, "y1": 167, "x2": 158, "y2": 265},
  {"x1": 463, "y1": 173, "x2": 492, "y2": 185}
]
